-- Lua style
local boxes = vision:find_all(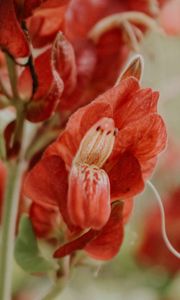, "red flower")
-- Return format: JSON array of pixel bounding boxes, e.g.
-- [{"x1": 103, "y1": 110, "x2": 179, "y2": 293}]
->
[
  {"x1": 24, "y1": 57, "x2": 167, "y2": 260},
  {"x1": 137, "y1": 188, "x2": 180, "y2": 274}
]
